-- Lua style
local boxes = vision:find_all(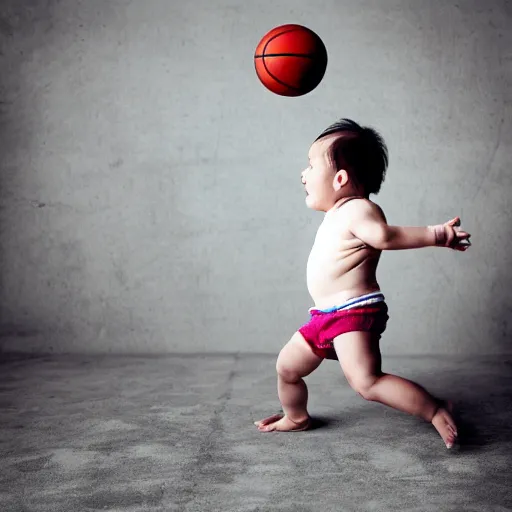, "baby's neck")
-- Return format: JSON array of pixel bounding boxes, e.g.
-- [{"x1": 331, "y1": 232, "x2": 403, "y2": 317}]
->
[{"x1": 329, "y1": 195, "x2": 365, "y2": 212}]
